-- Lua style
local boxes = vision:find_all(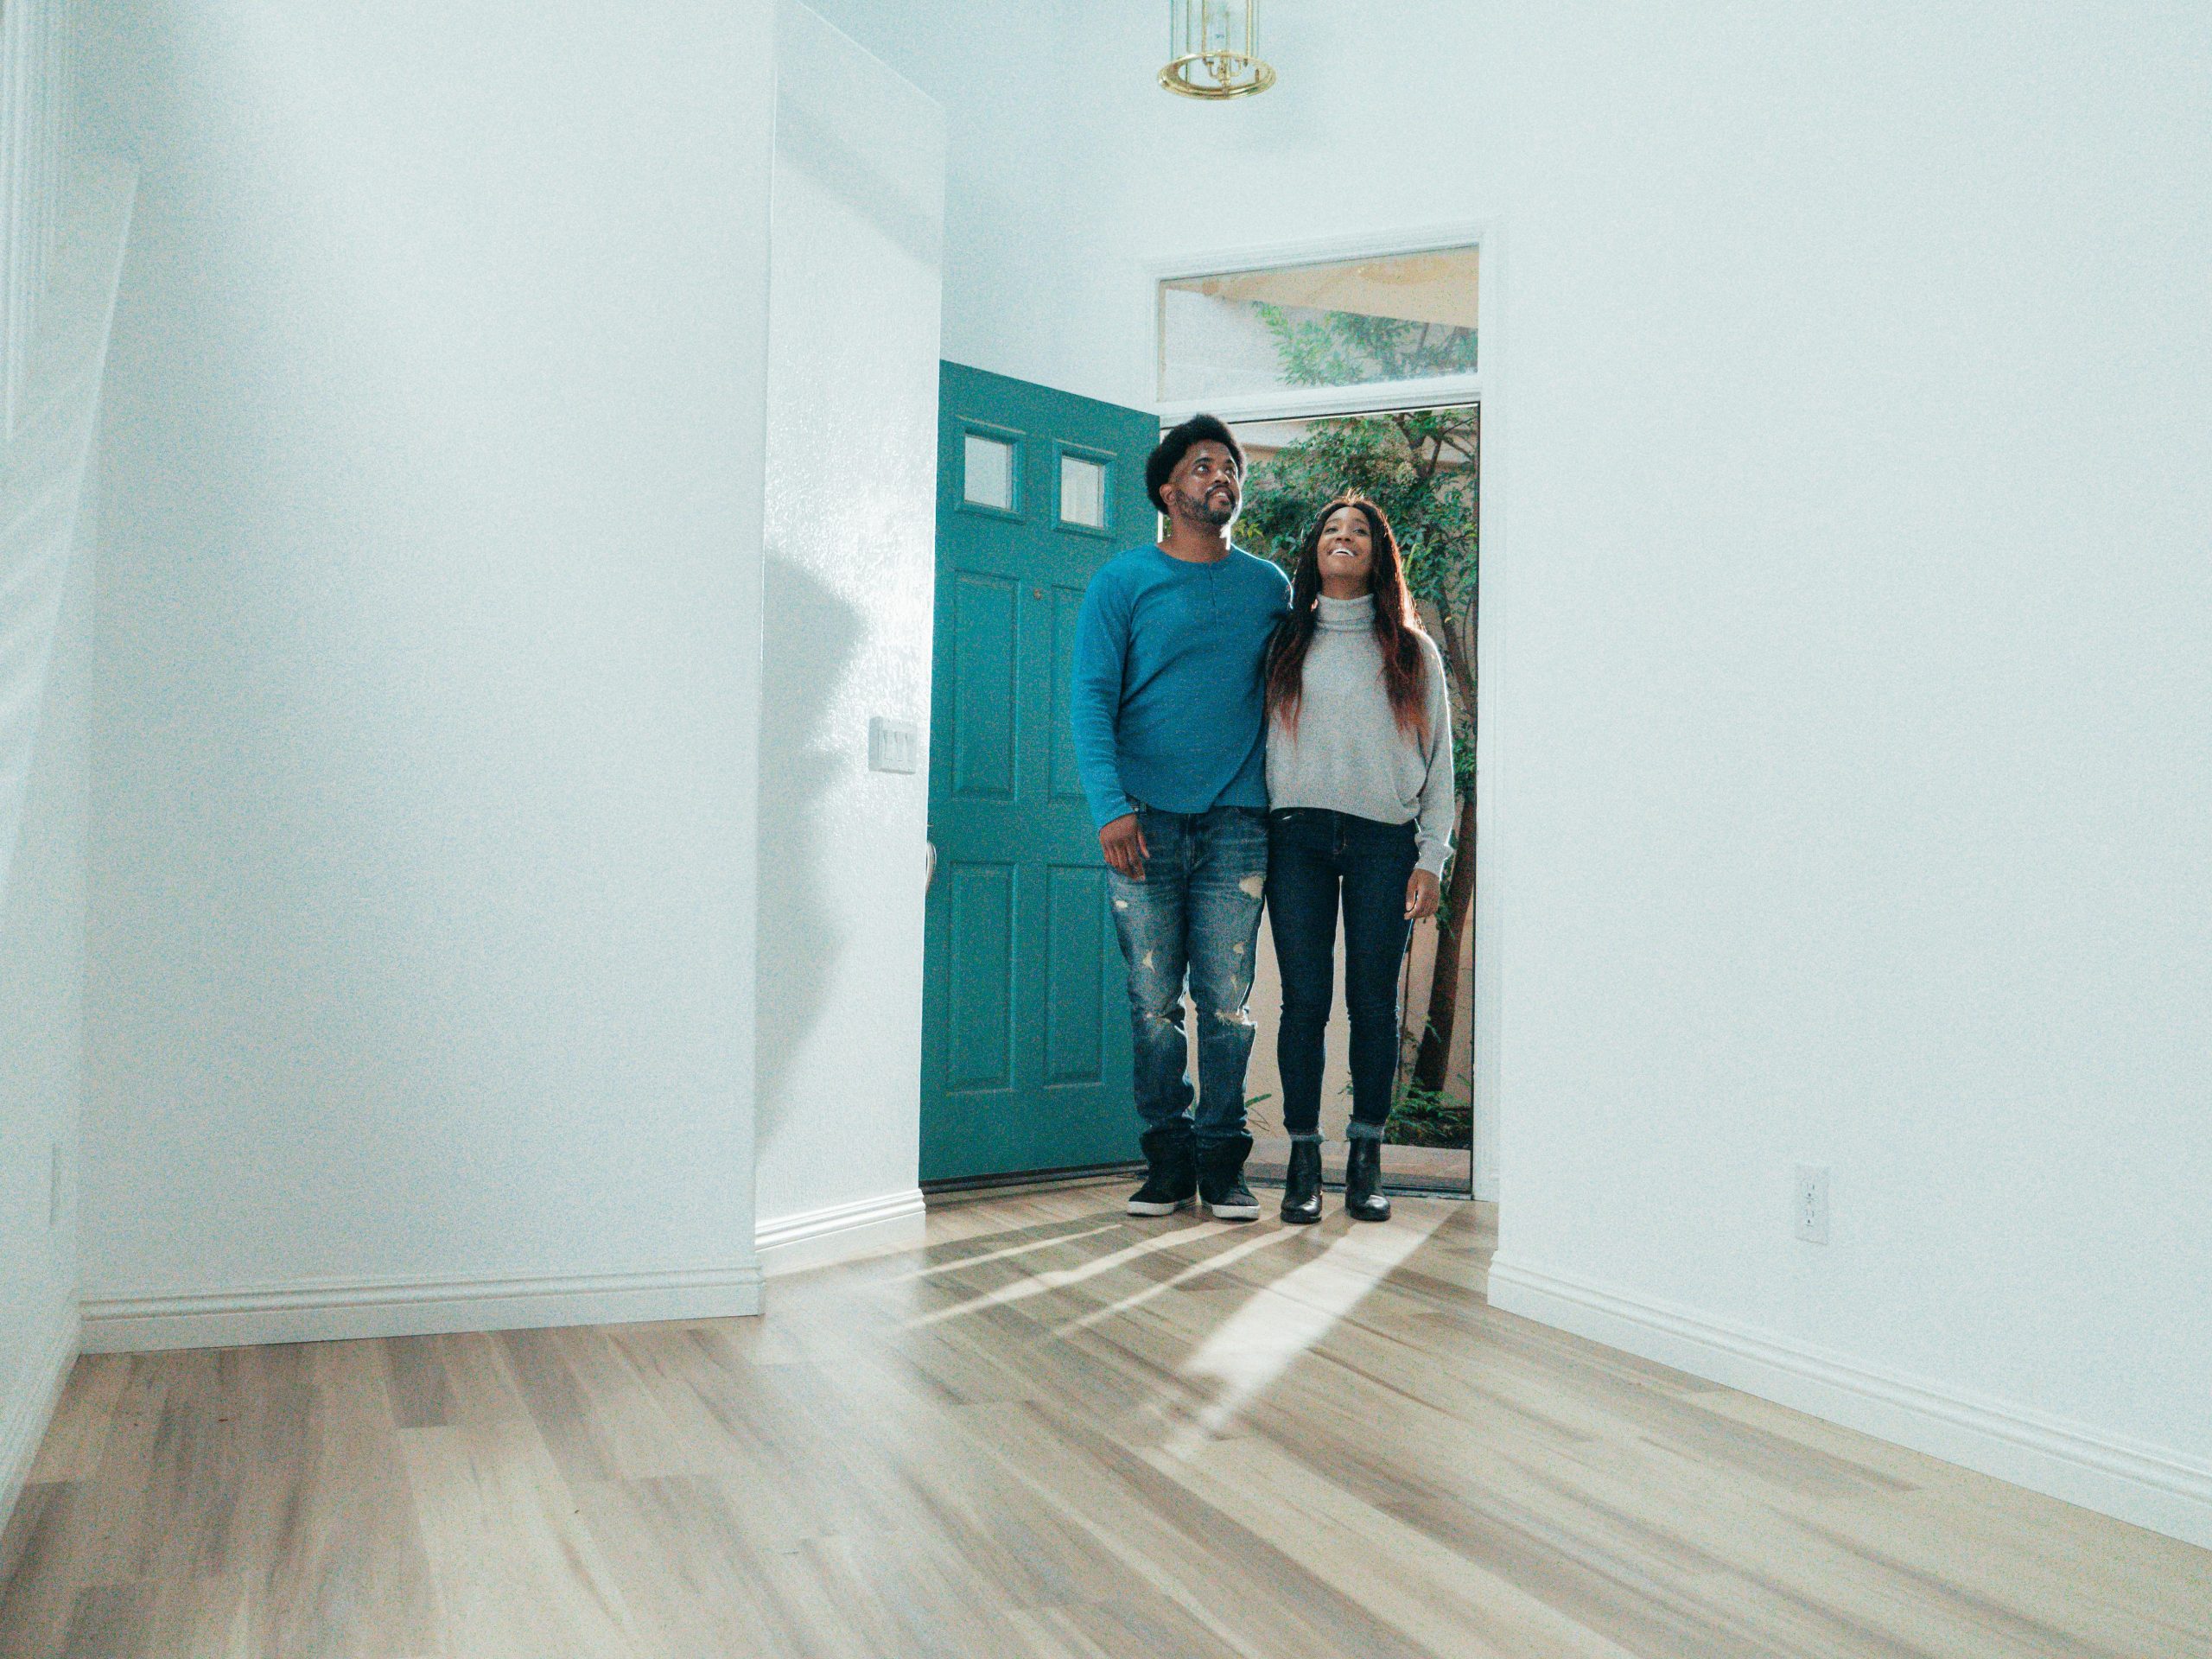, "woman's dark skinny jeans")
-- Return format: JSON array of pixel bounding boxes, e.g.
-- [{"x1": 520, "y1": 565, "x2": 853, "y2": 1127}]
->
[{"x1": 1265, "y1": 809, "x2": 1418, "y2": 1141}]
